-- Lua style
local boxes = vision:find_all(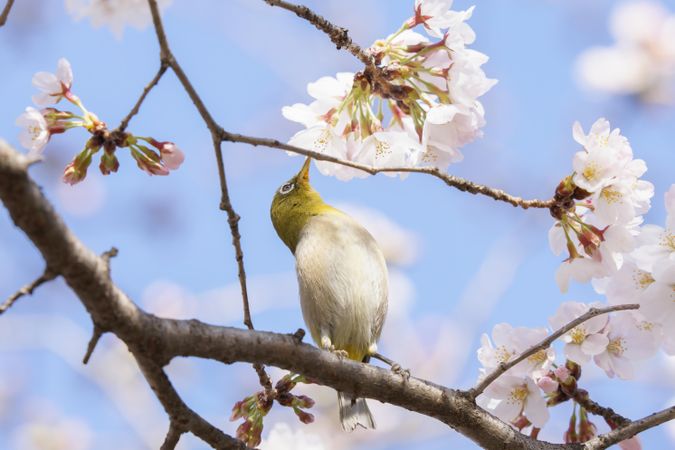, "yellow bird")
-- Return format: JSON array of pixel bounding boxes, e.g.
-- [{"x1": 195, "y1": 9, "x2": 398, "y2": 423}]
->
[{"x1": 270, "y1": 158, "x2": 389, "y2": 431}]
